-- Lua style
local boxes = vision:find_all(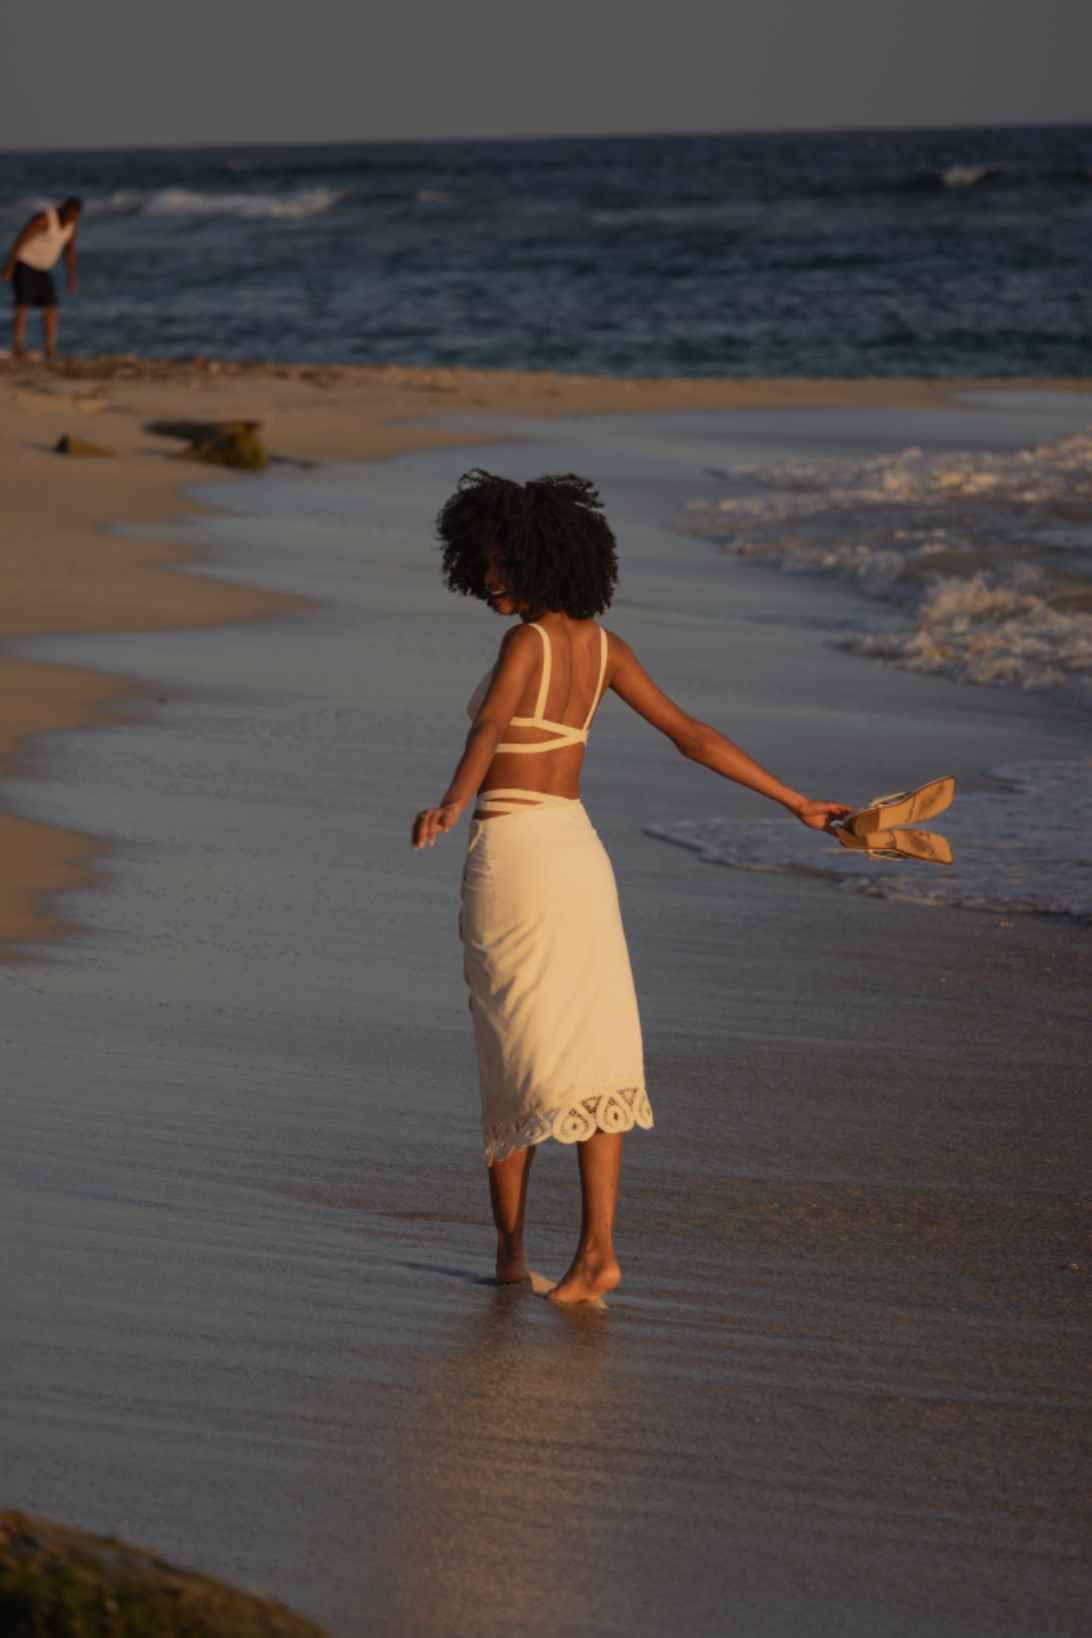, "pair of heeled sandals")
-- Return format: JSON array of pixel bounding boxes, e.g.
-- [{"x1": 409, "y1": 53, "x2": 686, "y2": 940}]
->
[{"x1": 837, "y1": 776, "x2": 955, "y2": 865}]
